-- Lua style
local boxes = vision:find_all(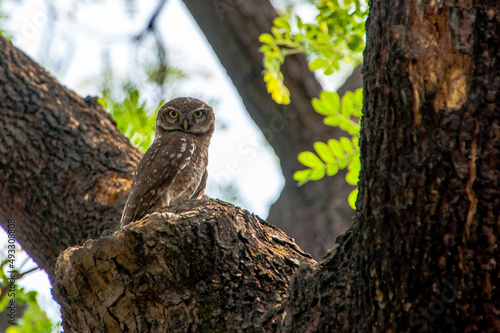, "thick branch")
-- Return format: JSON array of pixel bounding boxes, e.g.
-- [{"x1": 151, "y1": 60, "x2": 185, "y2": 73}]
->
[
  {"x1": 266, "y1": 1, "x2": 500, "y2": 331},
  {"x1": 53, "y1": 199, "x2": 315, "y2": 332},
  {"x1": 0, "y1": 36, "x2": 140, "y2": 280}
]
